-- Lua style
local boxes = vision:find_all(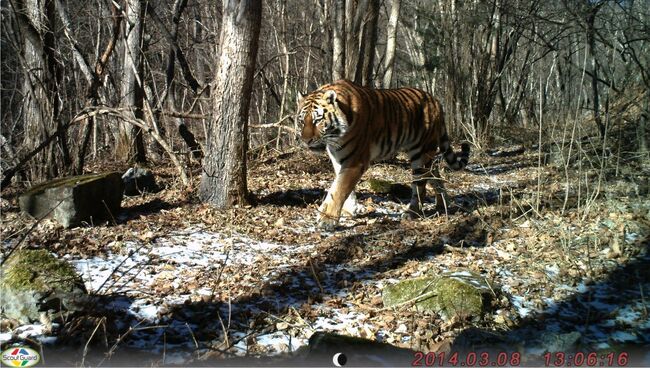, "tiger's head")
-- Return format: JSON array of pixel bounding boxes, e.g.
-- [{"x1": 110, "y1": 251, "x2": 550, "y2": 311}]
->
[{"x1": 296, "y1": 89, "x2": 348, "y2": 151}]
